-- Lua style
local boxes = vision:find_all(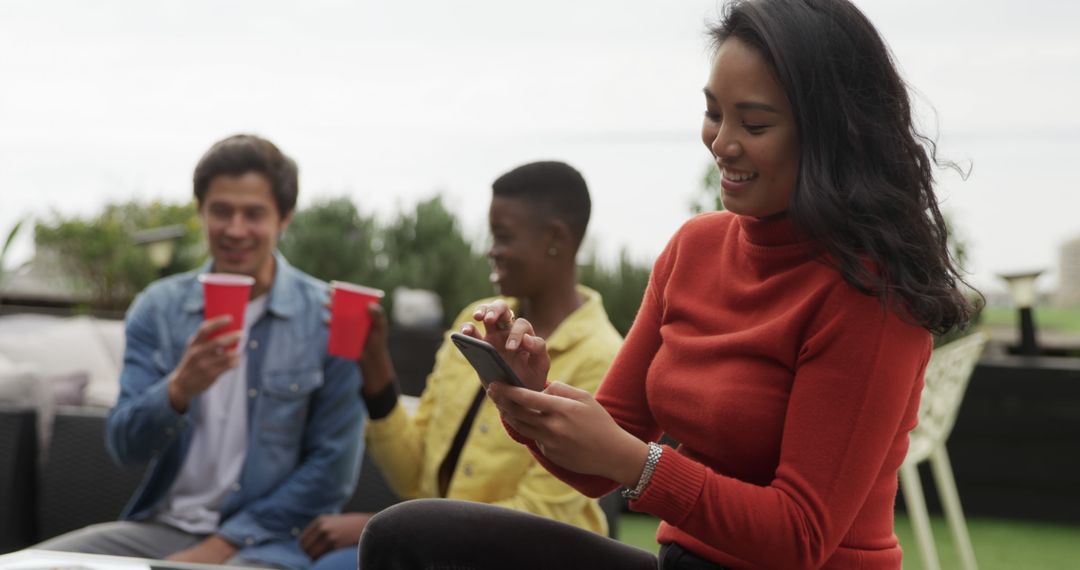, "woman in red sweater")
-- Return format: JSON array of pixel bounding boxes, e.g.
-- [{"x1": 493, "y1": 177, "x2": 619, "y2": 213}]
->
[{"x1": 358, "y1": 0, "x2": 978, "y2": 568}]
